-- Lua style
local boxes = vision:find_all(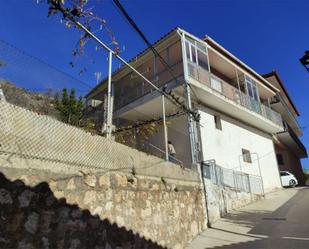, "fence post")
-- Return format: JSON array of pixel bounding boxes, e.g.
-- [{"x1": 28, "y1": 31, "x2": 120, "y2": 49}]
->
[
  {"x1": 248, "y1": 175, "x2": 253, "y2": 200},
  {"x1": 233, "y1": 171, "x2": 237, "y2": 189},
  {"x1": 247, "y1": 174, "x2": 251, "y2": 193},
  {"x1": 214, "y1": 163, "x2": 219, "y2": 185}
]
